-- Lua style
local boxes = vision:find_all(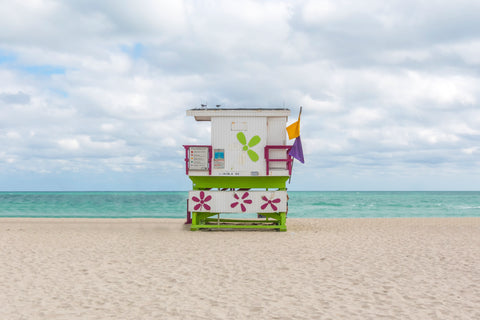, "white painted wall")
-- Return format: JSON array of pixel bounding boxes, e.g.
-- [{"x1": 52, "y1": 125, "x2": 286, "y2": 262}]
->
[
  {"x1": 211, "y1": 116, "x2": 267, "y2": 176},
  {"x1": 186, "y1": 109, "x2": 291, "y2": 177}
]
